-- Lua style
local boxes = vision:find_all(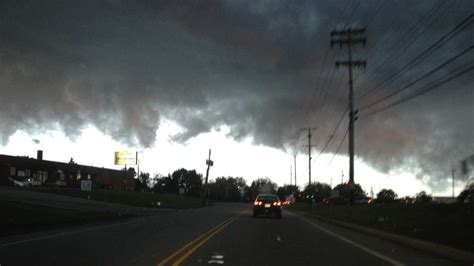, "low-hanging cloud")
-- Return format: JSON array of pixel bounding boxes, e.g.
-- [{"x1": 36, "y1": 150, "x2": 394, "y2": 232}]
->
[{"x1": 0, "y1": 0, "x2": 472, "y2": 192}]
